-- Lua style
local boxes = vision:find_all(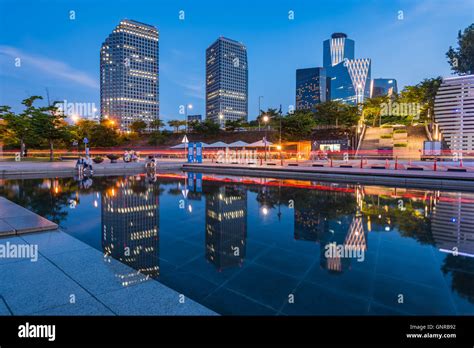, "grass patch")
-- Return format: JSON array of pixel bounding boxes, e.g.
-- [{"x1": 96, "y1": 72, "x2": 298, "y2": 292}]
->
[
  {"x1": 394, "y1": 143, "x2": 408, "y2": 147},
  {"x1": 393, "y1": 129, "x2": 407, "y2": 134},
  {"x1": 380, "y1": 134, "x2": 393, "y2": 139}
]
